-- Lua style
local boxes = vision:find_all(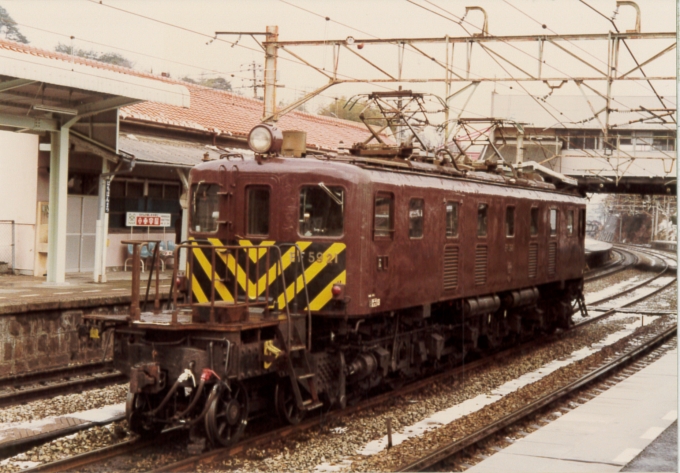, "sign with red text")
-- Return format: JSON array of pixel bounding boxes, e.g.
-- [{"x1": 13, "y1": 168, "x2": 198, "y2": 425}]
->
[{"x1": 126, "y1": 212, "x2": 171, "y2": 227}]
